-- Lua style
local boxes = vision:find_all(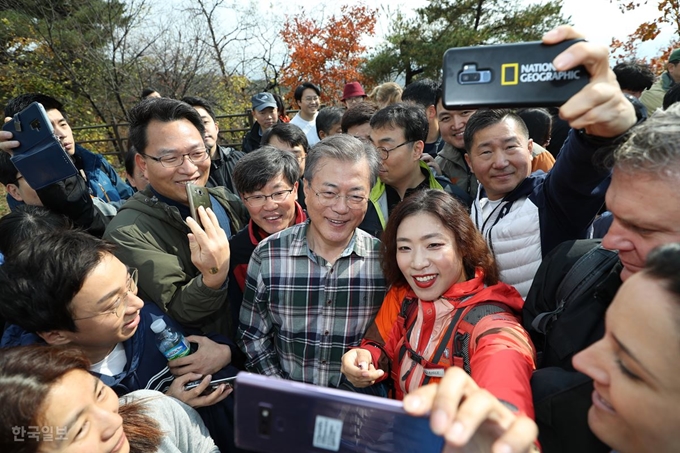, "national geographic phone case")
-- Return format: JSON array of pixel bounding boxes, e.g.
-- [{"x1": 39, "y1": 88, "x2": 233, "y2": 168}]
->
[
  {"x1": 2, "y1": 102, "x2": 78, "y2": 190},
  {"x1": 443, "y1": 39, "x2": 589, "y2": 109}
]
